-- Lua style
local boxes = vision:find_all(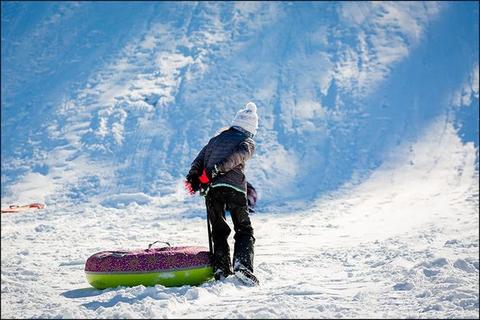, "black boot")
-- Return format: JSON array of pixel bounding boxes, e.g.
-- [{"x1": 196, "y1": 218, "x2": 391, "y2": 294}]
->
[
  {"x1": 233, "y1": 233, "x2": 255, "y2": 272},
  {"x1": 233, "y1": 261, "x2": 259, "y2": 286},
  {"x1": 212, "y1": 246, "x2": 232, "y2": 280},
  {"x1": 233, "y1": 234, "x2": 258, "y2": 286},
  {"x1": 214, "y1": 268, "x2": 232, "y2": 280}
]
